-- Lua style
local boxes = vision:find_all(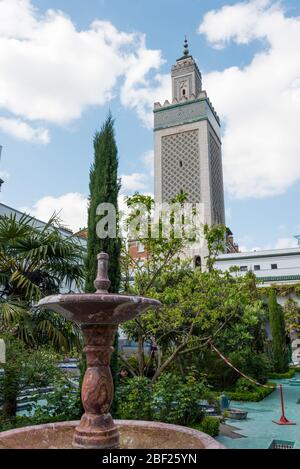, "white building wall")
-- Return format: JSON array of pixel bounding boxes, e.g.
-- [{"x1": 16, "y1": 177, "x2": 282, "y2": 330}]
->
[{"x1": 216, "y1": 248, "x2": 300, "y2": 286}]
